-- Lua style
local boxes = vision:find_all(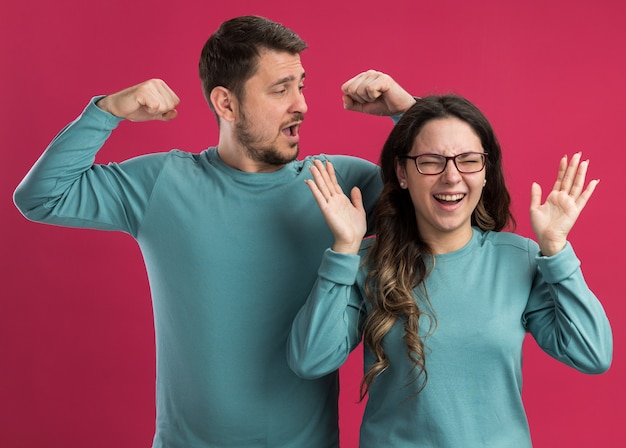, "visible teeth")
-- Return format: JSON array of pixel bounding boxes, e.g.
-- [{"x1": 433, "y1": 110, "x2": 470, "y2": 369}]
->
[{"x1": 435, "y1": 194, "x2": 464, "y2": 202}]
